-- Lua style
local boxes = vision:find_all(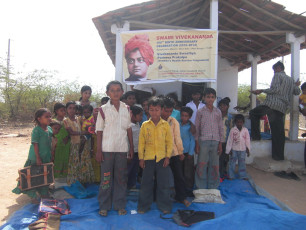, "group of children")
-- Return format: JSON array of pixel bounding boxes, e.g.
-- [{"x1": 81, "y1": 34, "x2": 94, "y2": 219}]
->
[{"x1": 13, "y1": 80, "x2": 251, "y2": 215}]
